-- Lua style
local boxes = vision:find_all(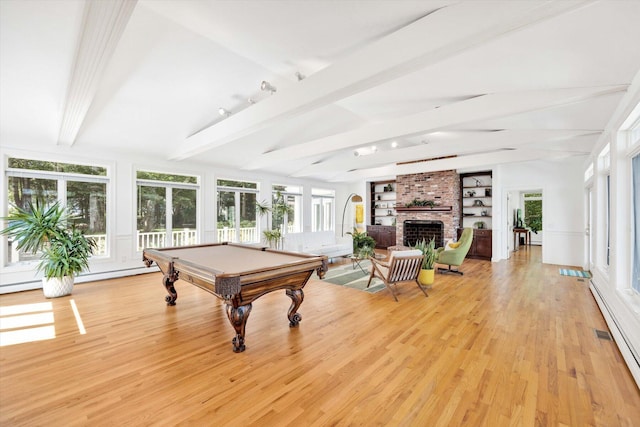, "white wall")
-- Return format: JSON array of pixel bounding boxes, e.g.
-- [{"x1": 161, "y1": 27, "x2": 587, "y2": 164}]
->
[
  {"x1": 0, "y1": 144, "x2": 348, "y2": 292},
  {"x1": 495, "y1": 157, "x2": 586, "y2": 266}
]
